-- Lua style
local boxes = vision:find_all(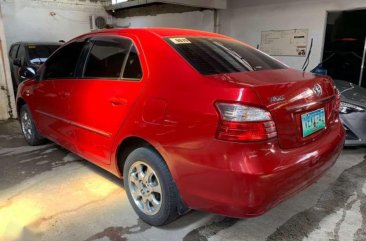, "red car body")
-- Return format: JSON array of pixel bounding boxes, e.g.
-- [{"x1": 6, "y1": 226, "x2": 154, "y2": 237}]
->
[{"x1": 17, "y1": 28, "x2": 345, "y2": 218}]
